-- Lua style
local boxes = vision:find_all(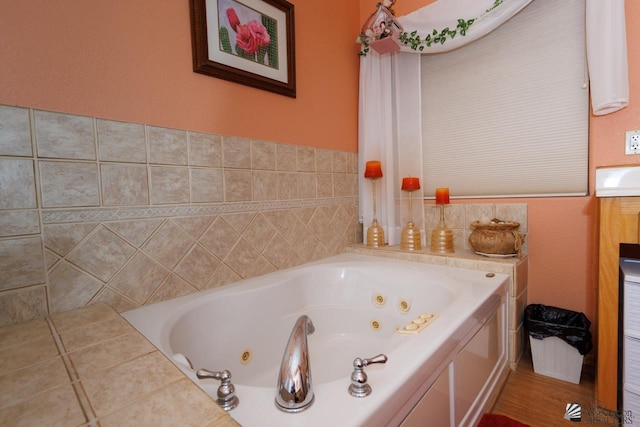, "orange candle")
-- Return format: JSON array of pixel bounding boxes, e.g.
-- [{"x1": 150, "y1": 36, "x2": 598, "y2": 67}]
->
[
  {"x1": 435, "y1": 187, "x2": 450, "y2": 204},
  {"x1": 401, "y1": 177, "x2": 420, "y2": 191},
  {"x1": 364, "y1": 160, "x2": 383, "y2": 178}
]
